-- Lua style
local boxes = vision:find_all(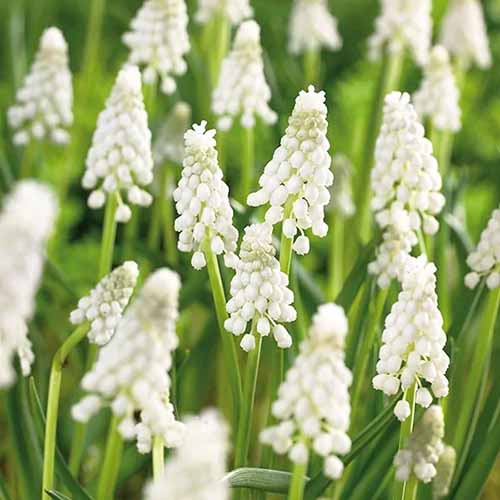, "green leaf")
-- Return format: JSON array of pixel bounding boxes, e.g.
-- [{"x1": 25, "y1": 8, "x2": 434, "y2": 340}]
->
[
  {"x1": 45, "y1": 491, "x2": 72, "y2": 500},
  {"x1": 225, "y1": 468, "x2": 299, "y2": 493},
  {"x1": 0, "y1": 472, "x2": 12, "y2": 500},
  {"x1": 28, "y1": 378, "x2": 94, "y2": 500}
]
